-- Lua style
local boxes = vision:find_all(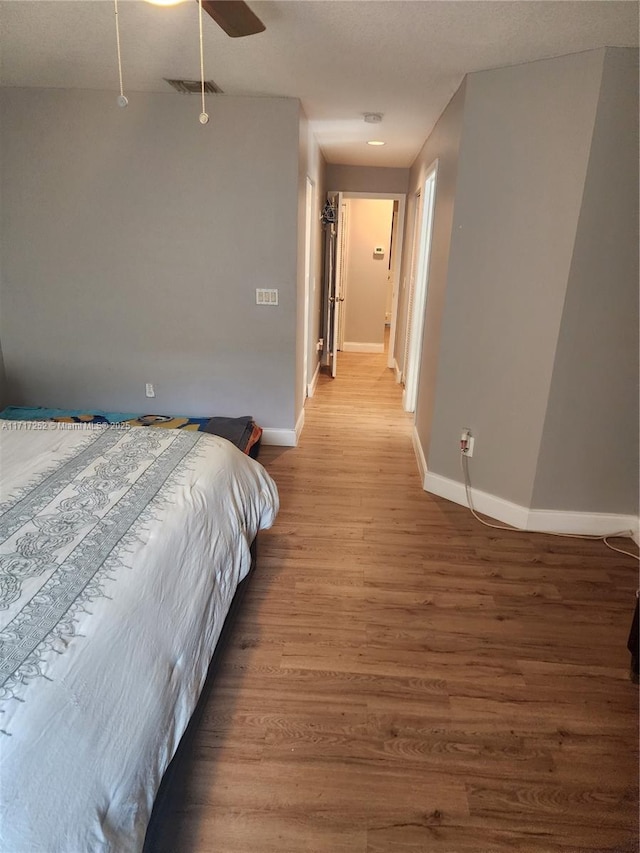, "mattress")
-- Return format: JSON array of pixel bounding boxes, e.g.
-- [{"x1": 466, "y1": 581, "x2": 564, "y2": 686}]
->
[{"x1": 0, "y1": 420, "x2": 278, "y2": 852}]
